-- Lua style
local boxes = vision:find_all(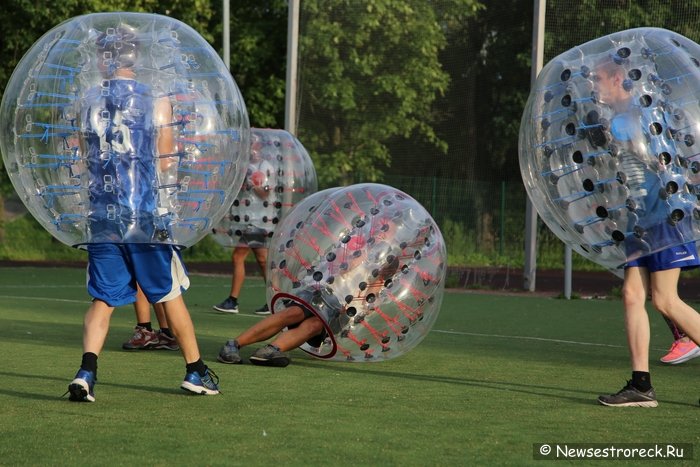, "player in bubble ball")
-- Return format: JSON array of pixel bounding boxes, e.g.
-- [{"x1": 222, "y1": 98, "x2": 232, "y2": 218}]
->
[
  {"x1": 213, "y1": 135, "x2": 275, "y2": 315},
  {"x1": 591, "y1": 57, "x2": 700, "y2": 407},
  {"x1": 66, "y1": 23, "x2": 219, "y2": 402},
  {"x1": 215, "y1": 233, "x2": 398, "y2": 367}
]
